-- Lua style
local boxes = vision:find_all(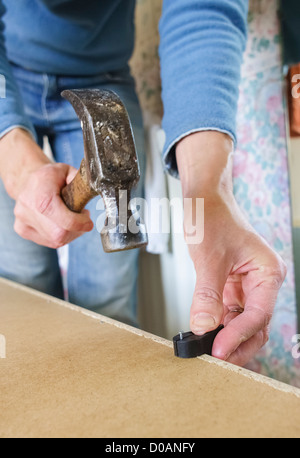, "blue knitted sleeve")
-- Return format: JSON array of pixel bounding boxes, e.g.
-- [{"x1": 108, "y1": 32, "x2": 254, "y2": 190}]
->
[
  {"x1": 159, "y1": 0, "x2": 249, "y2": 177},
  {"x1": 0, "y1": 1, "x2": 36, "y2": 139}
]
